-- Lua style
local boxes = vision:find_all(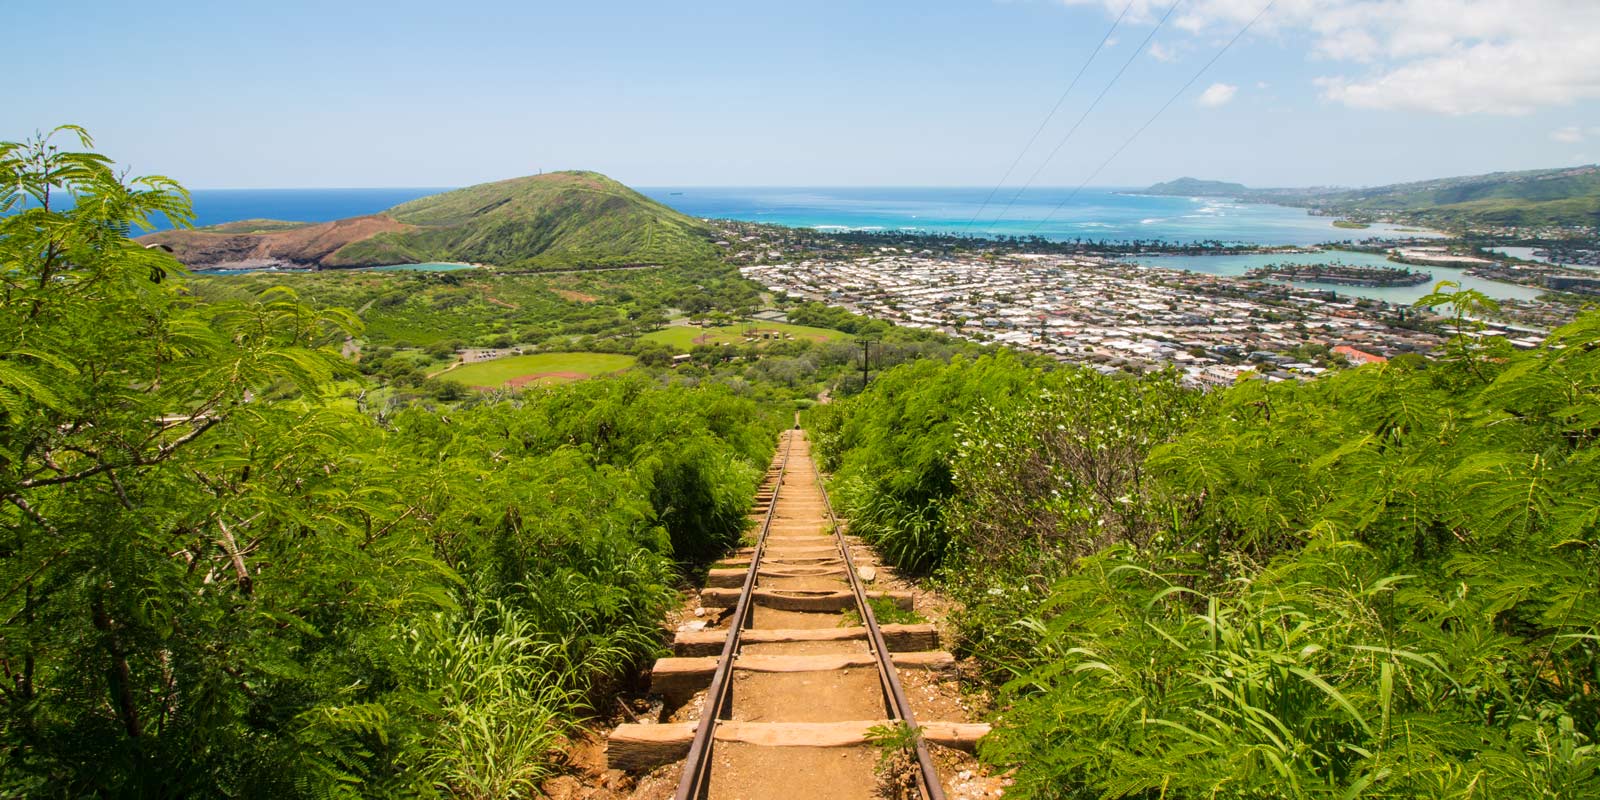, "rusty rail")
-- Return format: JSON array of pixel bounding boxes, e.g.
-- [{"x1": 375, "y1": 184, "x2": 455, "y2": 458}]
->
[
  {"x1": 672, "y1": 430, "x2": 794, "y2": 800},
  {"x1": 812, "y1": 450, "x2": 947, "y2": 800}
]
